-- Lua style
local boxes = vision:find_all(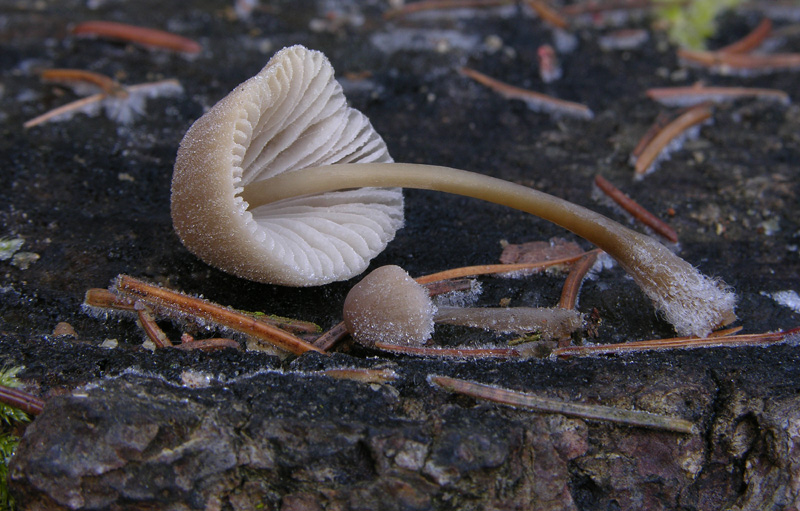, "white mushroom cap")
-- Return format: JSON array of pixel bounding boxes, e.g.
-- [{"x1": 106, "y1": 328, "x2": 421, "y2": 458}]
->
[
  {"x1": 343, "y1": 265, "x2": 436, "y2": 346},
  {"x1": 171, "y1": 45, "x2": 404, "y2": 286}
]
